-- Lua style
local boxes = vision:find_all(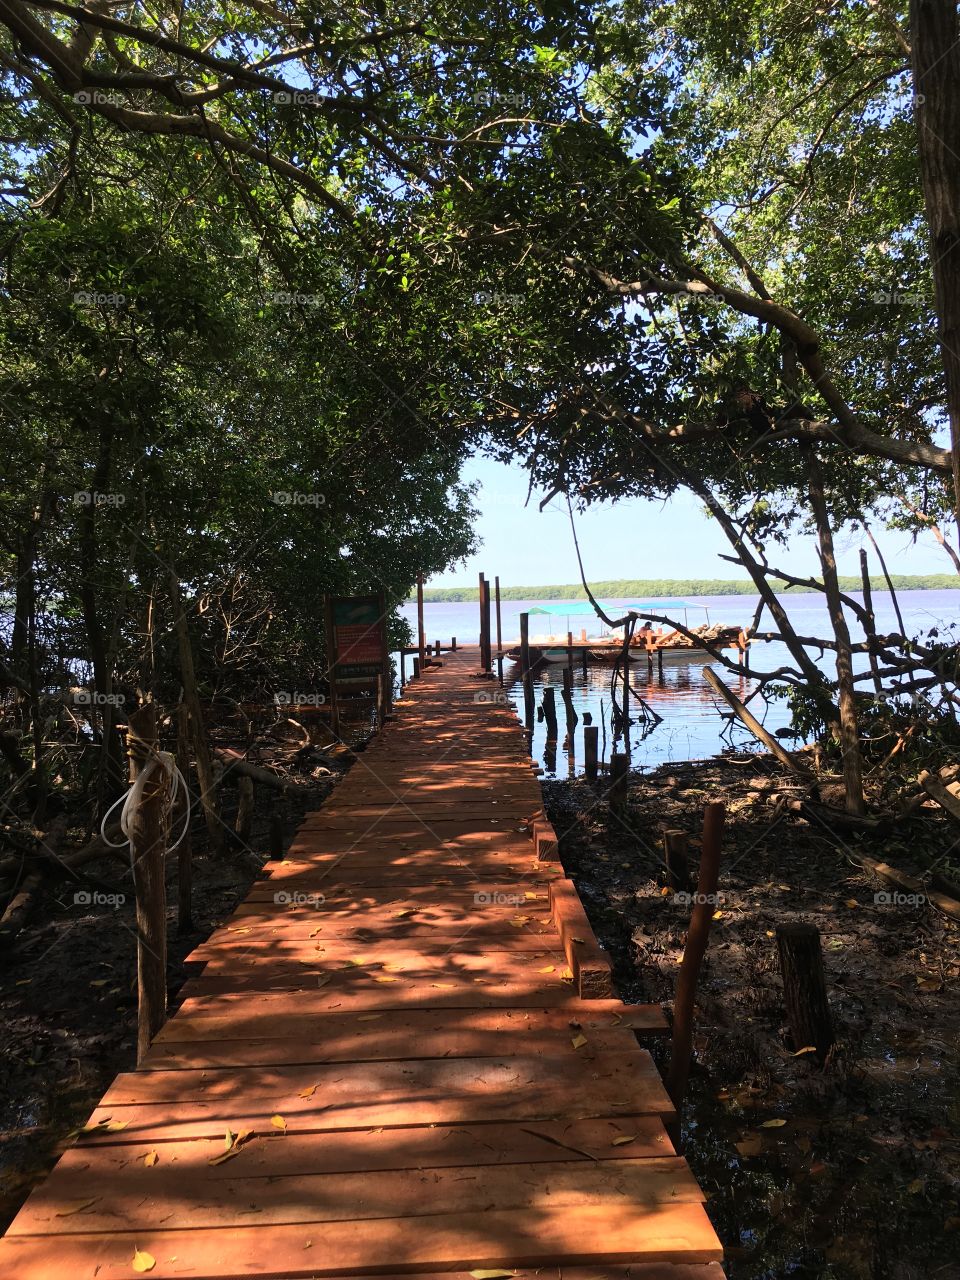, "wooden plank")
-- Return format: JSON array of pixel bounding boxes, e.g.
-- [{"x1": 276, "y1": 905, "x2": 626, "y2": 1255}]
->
[
  {"x1": 11, "y1": 1157, "x2": 703, "y2": 1235},
  {"x1": 0, "y1": 1202, "x2": 723, "y2": 1277},
  {"x1": 550, "y1": 877, "x2": 614, "y2": 999},
  {"x1": 157, "y1": 1003, "x2": 667, "y2": 1045},
  {"x1": 79, "y1": 1051, "x2": 675, "y2": 1141},
  {"x1": 31, "y1": 1117, "x2": 675, "y2": 1180}
]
